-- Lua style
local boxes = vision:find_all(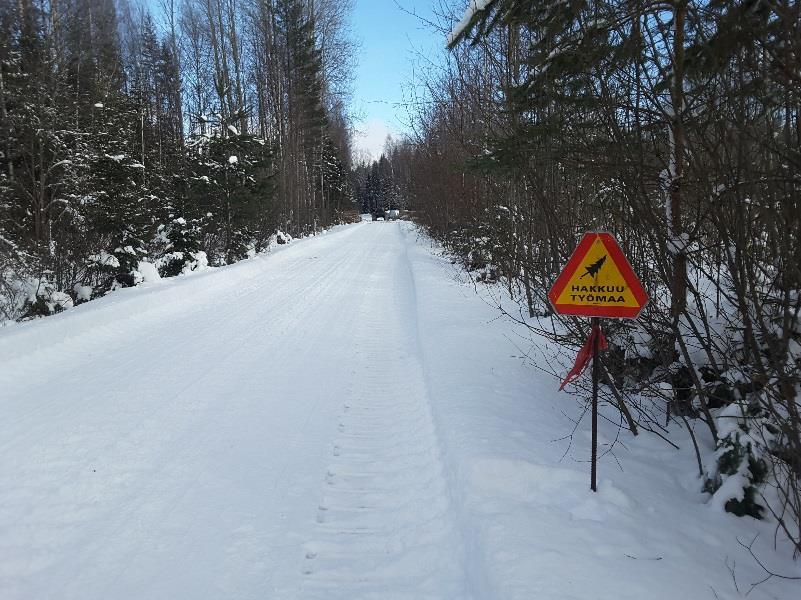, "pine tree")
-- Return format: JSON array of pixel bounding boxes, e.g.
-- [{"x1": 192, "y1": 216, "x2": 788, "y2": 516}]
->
[{"x1": 185, "y1": 113, "x2": 276, "y2": 264}]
